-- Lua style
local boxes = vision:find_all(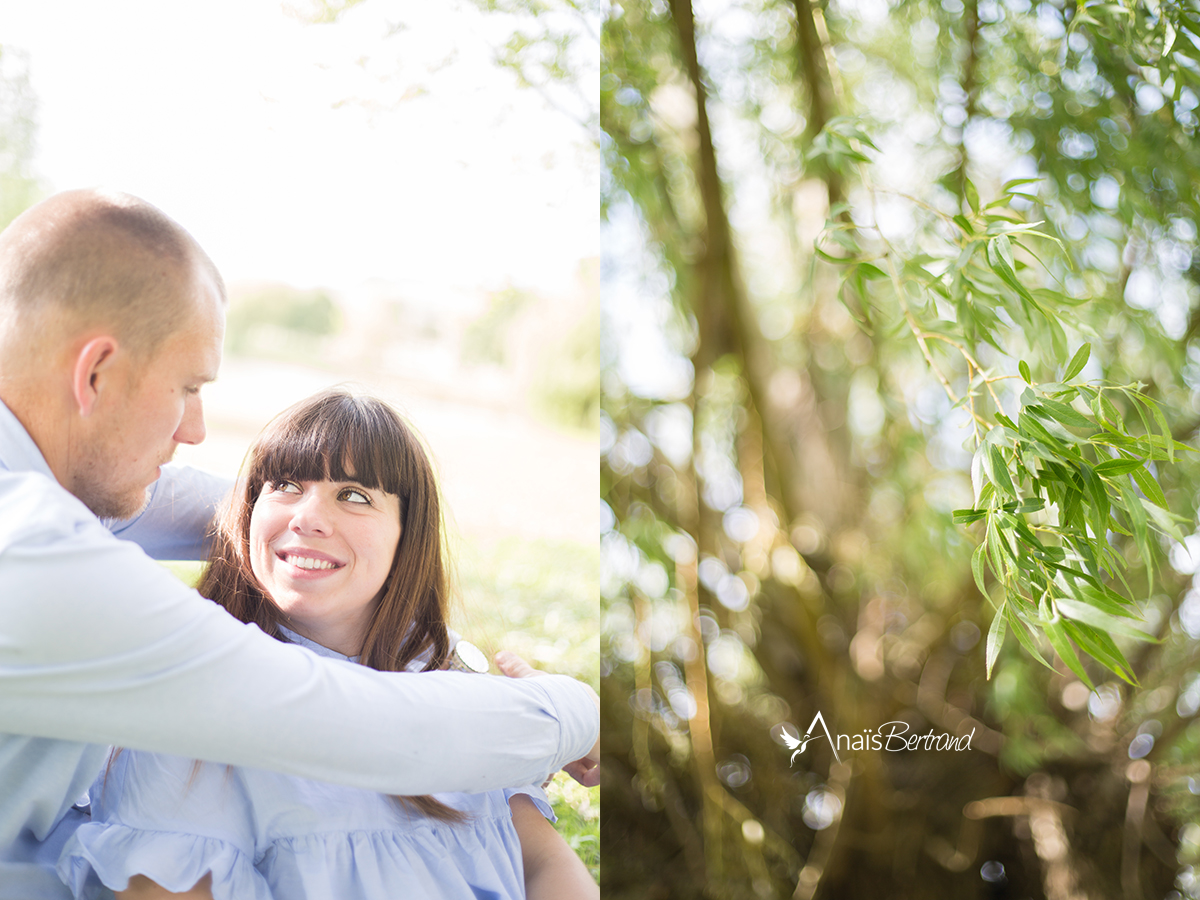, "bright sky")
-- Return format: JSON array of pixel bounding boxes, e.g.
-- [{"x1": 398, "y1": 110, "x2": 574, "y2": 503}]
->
[{"x1": 0, "y1": 0, "x2": 597, "y2": 295}]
